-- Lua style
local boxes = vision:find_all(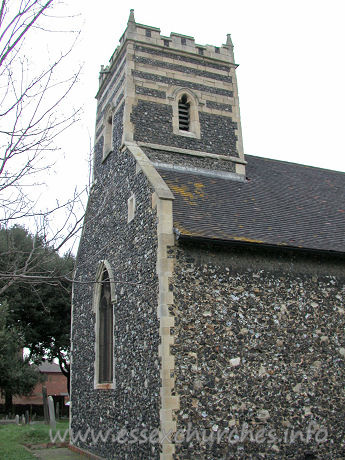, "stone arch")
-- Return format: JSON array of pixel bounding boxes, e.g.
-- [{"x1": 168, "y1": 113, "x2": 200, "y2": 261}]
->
[
  {"x1": 93, "y1": 260, "x2": 116, "y2": 388},
  {"x1": 170, "y1": 87, "x2": 201, "y2": 139}
]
